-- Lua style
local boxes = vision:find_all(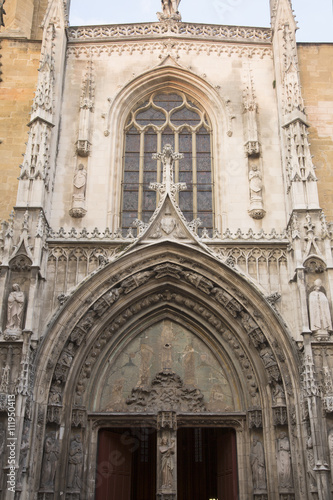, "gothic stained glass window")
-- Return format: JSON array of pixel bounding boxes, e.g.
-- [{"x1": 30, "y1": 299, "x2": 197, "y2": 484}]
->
[{"x1": 121, "y1": 91, "x2": 214, "y2": 234}]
